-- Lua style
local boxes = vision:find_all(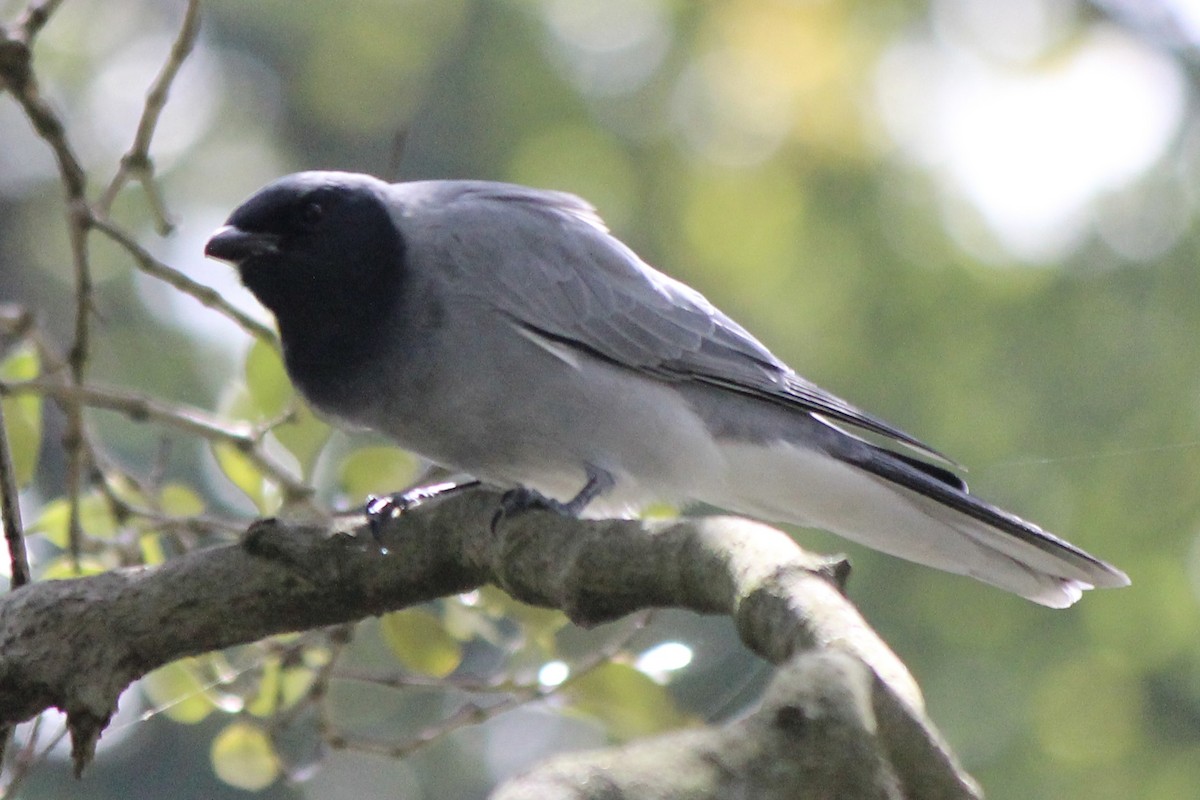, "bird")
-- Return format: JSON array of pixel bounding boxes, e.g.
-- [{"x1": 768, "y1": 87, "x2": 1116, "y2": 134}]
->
[{"x1": 204, "y1": 170, "x2": 1129, "y2": 608}]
